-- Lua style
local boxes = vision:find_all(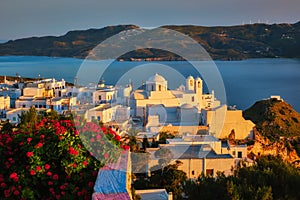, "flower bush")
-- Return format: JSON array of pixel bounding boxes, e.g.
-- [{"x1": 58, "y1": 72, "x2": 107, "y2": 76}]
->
[{"x1": 0, "y1": 109, "x2": 129, "y2": 199}]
